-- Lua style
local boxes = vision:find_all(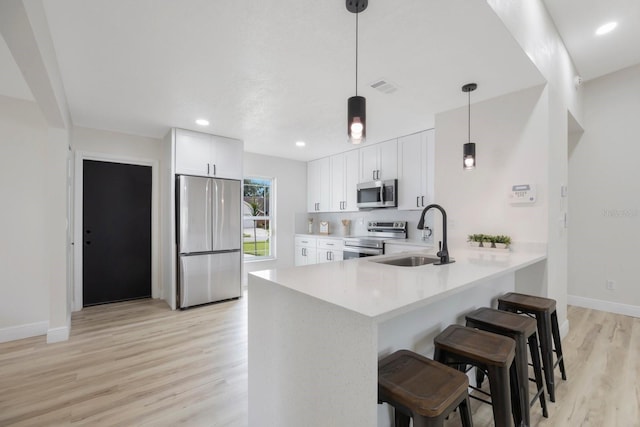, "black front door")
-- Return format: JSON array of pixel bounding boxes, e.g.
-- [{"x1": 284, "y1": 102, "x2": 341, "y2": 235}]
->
[{"x1": 82, "y1": 160, "x2": 152, "y2": 306}]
